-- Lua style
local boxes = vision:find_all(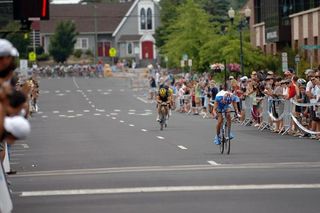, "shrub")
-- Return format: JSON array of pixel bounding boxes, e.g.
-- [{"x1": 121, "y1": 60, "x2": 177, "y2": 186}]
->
[
  {"x1": 37, "y1": 53, "x2": 50, "y2": 61},
  {"x1": 73, "y1": 49, "x2": 83, "y2": 58},
  {"x1": 85, "y1": 49, "x2": 93, "y2": 57}
]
